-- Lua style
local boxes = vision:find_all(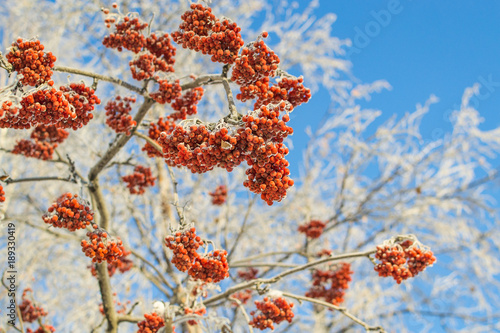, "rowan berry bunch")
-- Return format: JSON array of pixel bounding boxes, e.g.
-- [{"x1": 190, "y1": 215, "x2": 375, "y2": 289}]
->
[
  {"x1": 172, "y1": 4, "x2": 244, "y2": 64},
  {"x1": 81, "y1": 229, "x2": 126, "y2": 264},
  {"x1": 102, "y1": 16, "x2": 148, "y2": 53},
  {"x1": 305, "y1": 263, "x2": 353, "y2": 306},
  {"x1": 129, "y1": 53, "x2": 173, "y2": 81},
  {"x1": 0, "y1": 184, "x2": 5, "y2": 202},
  {"x1": 122, "y1": 165, "x2": 156, "y2": 195},
  {"x1": 165, "y1": 227, "x2": 204, "y2": 272},
  {"x1": 90, "y1": 249, "x2": 133, "y2": 277},
  {"x1": 137, "y1": 312, "x2": 165, "y2": 333},
  {"x1": 189, "y1": 249, "x2": 230, "y2": 283},
  {"x1": 374, "y1": 235, "x2": 436, "y2": 284},
  {"x1": 249, "y1": 297, "x2": 295, "y2": 330},
  {"x1": 237, "y1": 267, "x2": 259, "y2": 281},
  {"x1": 209, "y1": 185, "x2": 227, "y2": 205},
  {"x1": 42, "y1": 193, "x2": 94, "y2": 231},
  {"x1": 231, "y1": 289, "x2": 253, "y2": 305},
  {"x1": 254, "y1": 76, "x2": 312, "y2": 110},
  {"x1": 6, "y1": 38, "x2": 56, "y2": 86},
  {"x1": 30, "y1": 125, "x2": 69, "y2": 144},
  {"x1": 26, "y1": 325, "x2": 56, "y2": 333},
  {"x1": 57, "y1": 83, "x2": 100, "y2": 130},
  {"x1": 184, "y1": 306, "x2": 206, "y2": 325},
  {"x1": 12, "y1": 139, "x2": 54, "y2": 160},
  {"x1": 145, "y1": 32, "x2": 177, "y2": 64},
  {"x1": 298, "y1": 220, "x2": 327, "y2": 239},
  {"x1": 19, "y1": 288, "x2": 48, "y2": 323},
  {"x1": 231, "y1": 32, "x2": 279, "y2": 86},
  {"x1": 105, "y1": 95, "x2": 137, "y2": 135},
  {"x1": 142, "y1": 117, "x2": 176, "y2": 157},
  {"x1": 170, "y1": 87, "x2": 204, "y2": 120},
  {"x1": 150, "y1": 79, "x2": 182, "y2": 104}
]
